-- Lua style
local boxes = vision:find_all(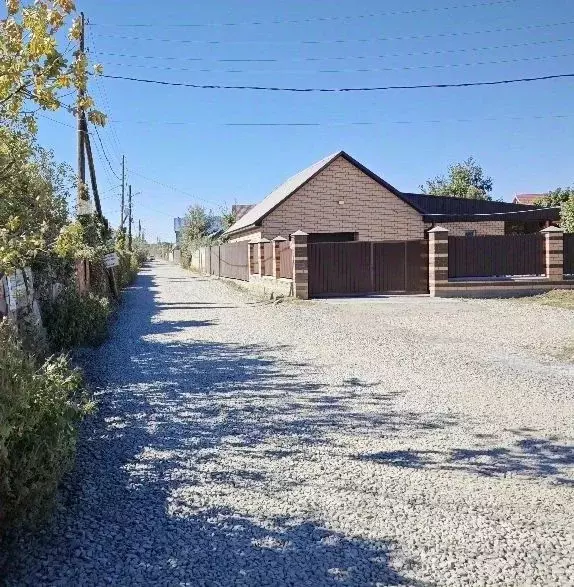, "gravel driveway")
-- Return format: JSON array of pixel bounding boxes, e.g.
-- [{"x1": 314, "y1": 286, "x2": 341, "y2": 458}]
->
[{"x1": 5, "y1": 261, "x2": 574, "y2": 586}]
